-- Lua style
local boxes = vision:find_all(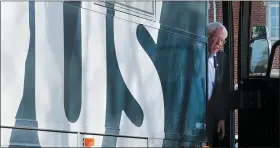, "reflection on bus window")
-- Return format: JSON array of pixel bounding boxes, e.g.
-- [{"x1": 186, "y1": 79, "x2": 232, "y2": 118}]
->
[
  {"x1": 251, "y1": 26, "x2": 268, "y2": 39},
  {"x1": 249, "y1": 39, "x2": 269, "y2": 76}
]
